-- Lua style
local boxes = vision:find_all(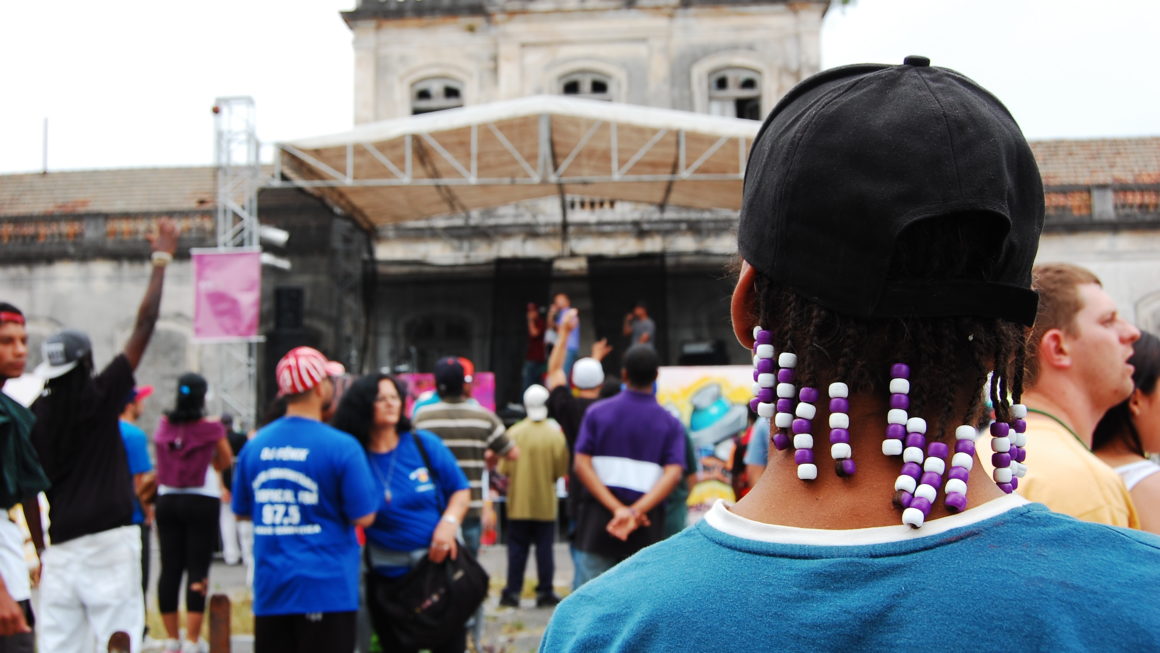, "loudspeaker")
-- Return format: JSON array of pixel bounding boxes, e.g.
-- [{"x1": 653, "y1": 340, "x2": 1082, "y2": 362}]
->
[{"x1": 274, "y1": 287, "x2": 304, "y2": 330}]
